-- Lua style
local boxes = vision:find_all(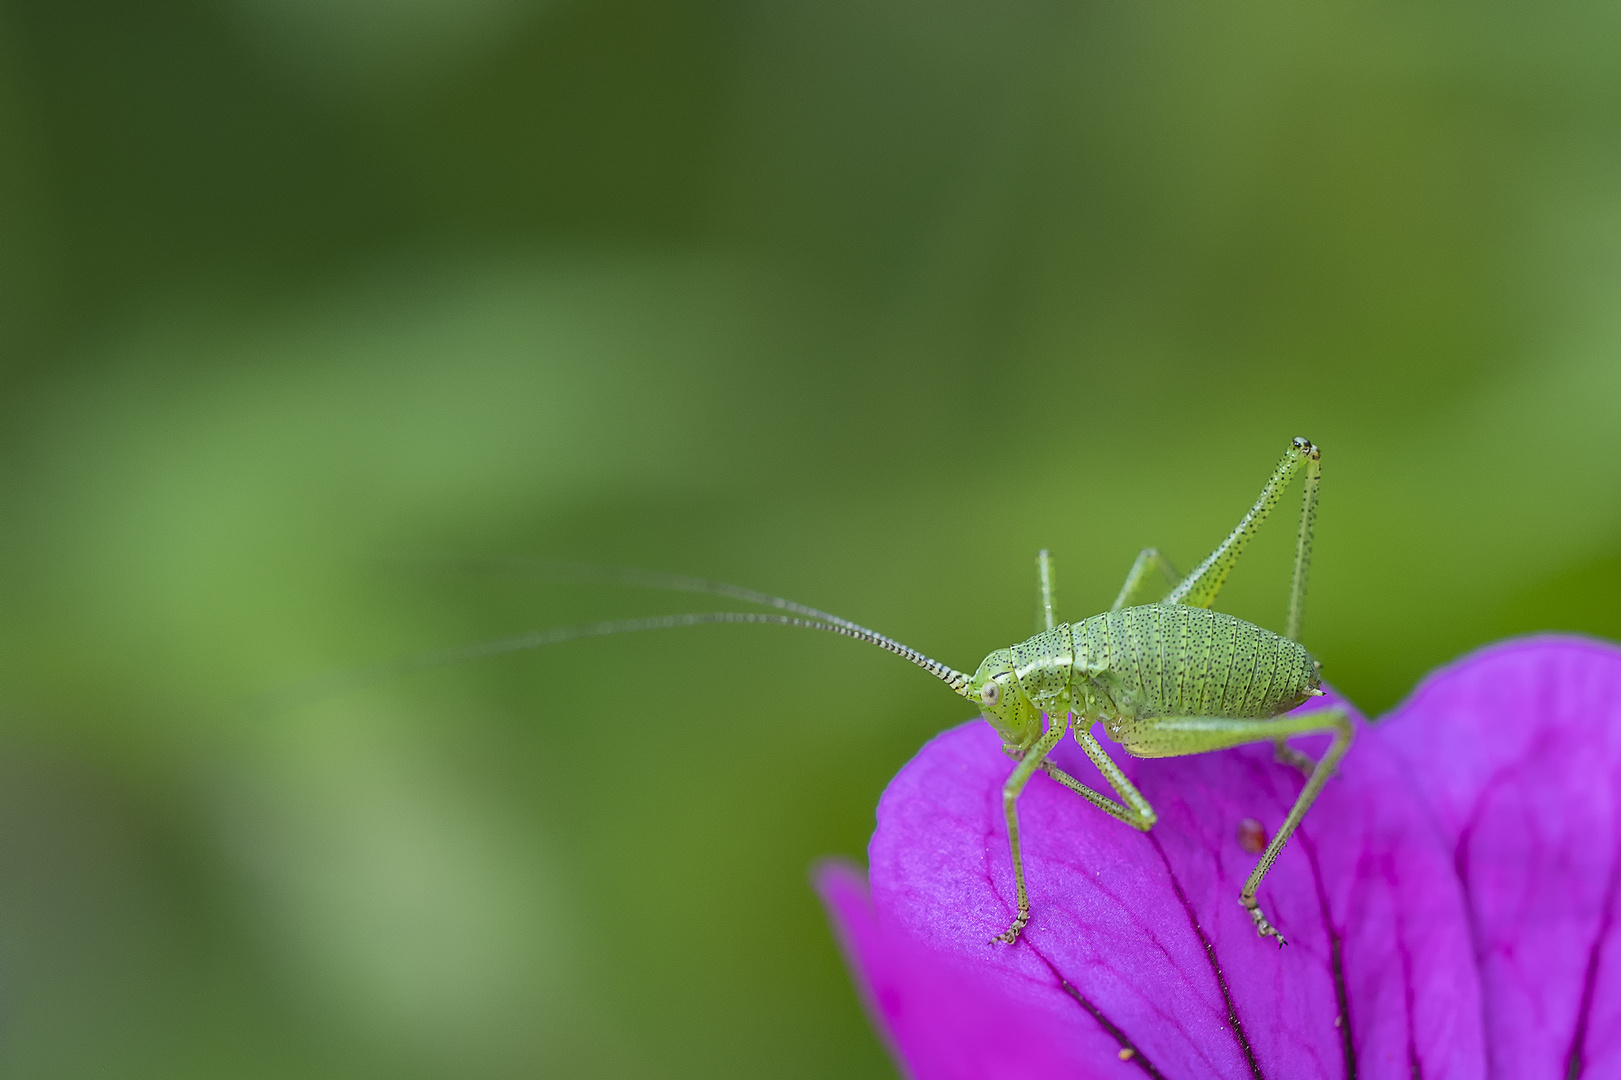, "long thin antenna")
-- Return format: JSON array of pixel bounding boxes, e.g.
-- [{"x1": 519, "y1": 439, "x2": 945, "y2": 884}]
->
[
  {"x1": 414, "y1": 558, "x2": 885, "y2": 631},
  {"x1": 403, "y1": 557, "x2": 974, "y2": 694},
  {"x1": 258, "y1": 605, "x2": 972, "y2": 717}
]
